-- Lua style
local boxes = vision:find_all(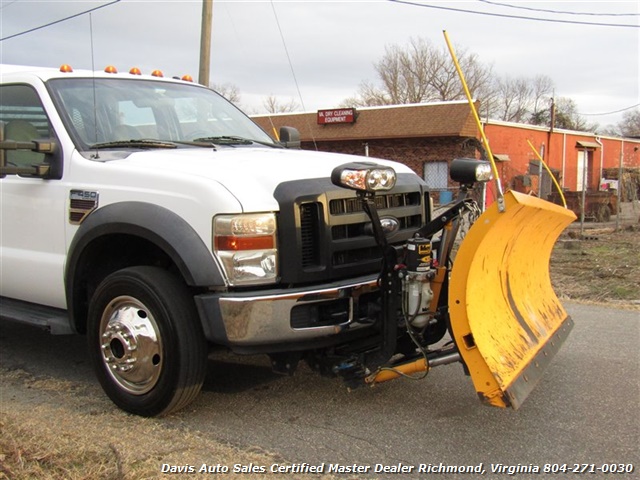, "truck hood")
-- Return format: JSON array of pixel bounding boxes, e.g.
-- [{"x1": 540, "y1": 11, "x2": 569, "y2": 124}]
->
[{"x1": 107, "y1": 147, "x2": 410, "y2": 211}]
